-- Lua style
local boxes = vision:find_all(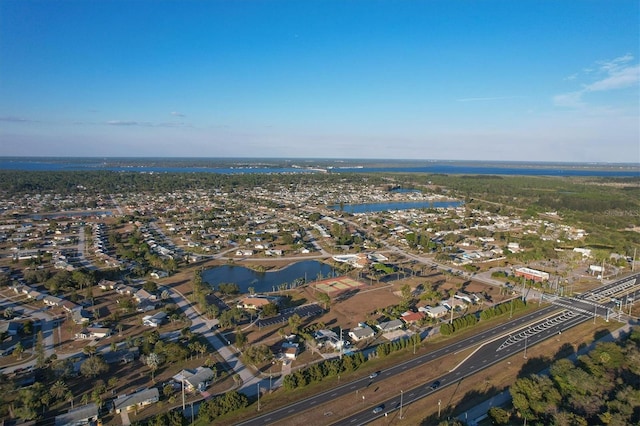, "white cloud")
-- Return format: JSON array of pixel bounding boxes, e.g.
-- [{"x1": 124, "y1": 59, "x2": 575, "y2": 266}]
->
[
  {"x1": 584, "y1": 64, "x2": 640, "y2": 92},
  {"x1": 171, "y1": 111, "x2": 185, "y2": 117},
  {"x1": 554, "y1": 55, "x2": 639, "y2": 109}
]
